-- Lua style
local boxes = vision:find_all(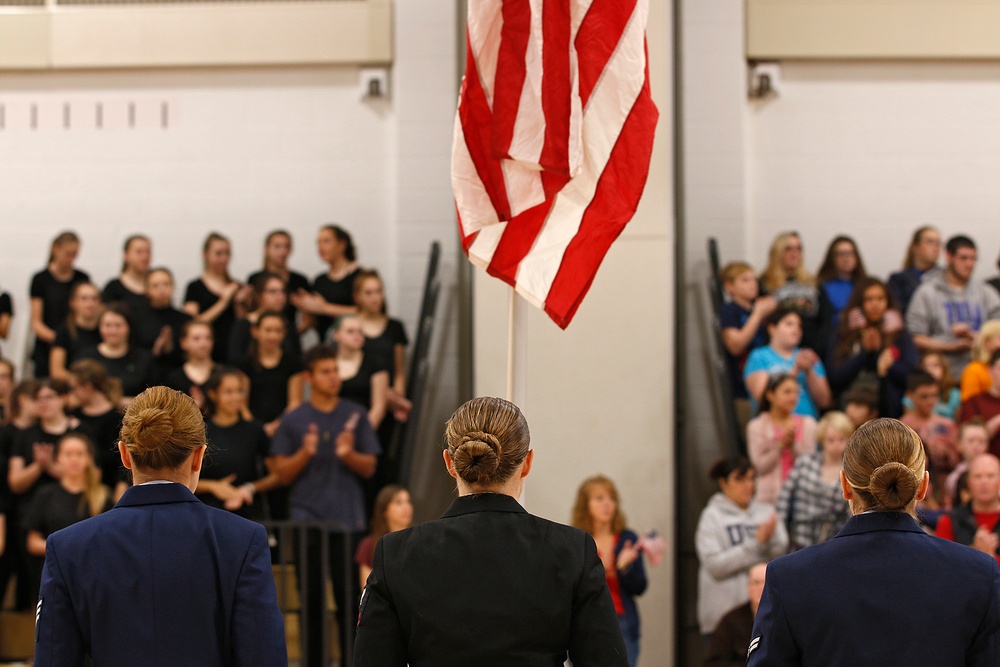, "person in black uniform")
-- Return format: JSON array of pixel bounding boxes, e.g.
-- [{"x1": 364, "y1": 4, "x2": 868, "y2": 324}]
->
[
  {"x1": 748, "y1": 418, "x2": 1000, "y2": 665},
  {"x1": 101, "y1": 234, "x2": 151, "y2": 313},
  {"x1": 29, "y1": 231, "x2": 90, "y2": 378},
  {"x1": 292, "y1": 224, "x2": 360, "y2": 339},
  {"x1": 353, "y1": 396, "x2": 629, "y2": 667}
]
